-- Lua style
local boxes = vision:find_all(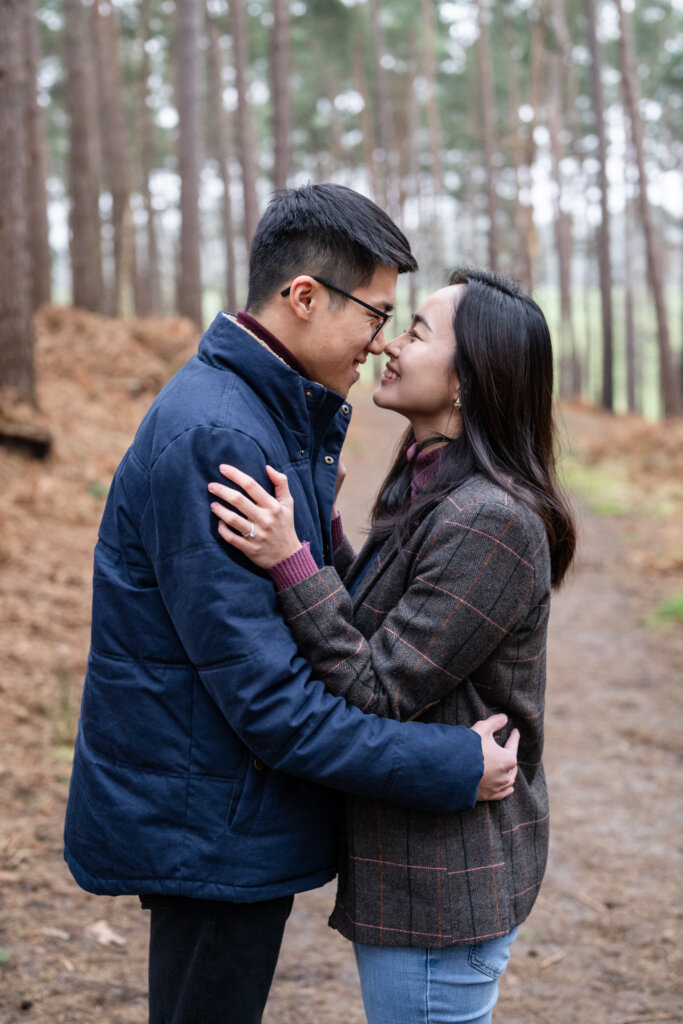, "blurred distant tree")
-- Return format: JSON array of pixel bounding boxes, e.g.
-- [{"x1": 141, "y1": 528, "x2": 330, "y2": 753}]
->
[
  {"x1": 616, "y1": 0, "x2": 681, "y2": 416},
  {"x1": 0, "y1": 0, "x2": 35, "y2": 403},
  {"x1": 230, "y1": 0, "x2": 260, "y2": 248},
  {"x1": 206, "y1": 10, "x2": 237, "y2": 311},
  {"x1": 584, "y1": 0, "x2": 614, "y2": 412},
  {"x1": 64, "y1": 0, "x2": 104, "y2": 313},
  {"x1": 93, "y1": 1, "x2": 132, "y2": 316},
  {"x1": 546, "y1": 0, "x2": 580, "y2": 396},
  {"x1": 420, "y1": 0, "x2": 445, "y2": 272},
  {"x1": 271, "y1": 0, "x2": 292, "y2": 189},
  {"x1": 175, "y1": 0, "x2": 203, "y2": 327},
  {"x1": 476, "y1": 0, "x2": 500, "y2": 272},
  {"x1": 134, "y1": 0, "x2": 162, "y2": 316},
  {"x1": 24, "y1": 0, "x2": 51, "y2": 310}
]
